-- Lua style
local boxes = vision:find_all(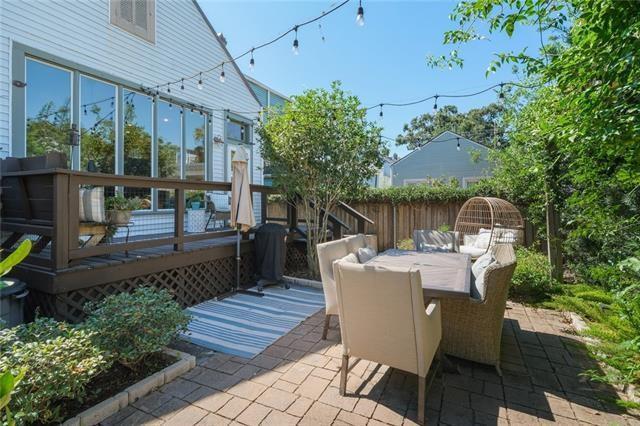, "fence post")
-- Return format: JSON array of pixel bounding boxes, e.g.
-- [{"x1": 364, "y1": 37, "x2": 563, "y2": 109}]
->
[
  {"x1": 53, "y1": 172, "x2": 69, "y2": 270},
  {"x1": 174, "y1": 188, "x2": 185, "y2": 251}
]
